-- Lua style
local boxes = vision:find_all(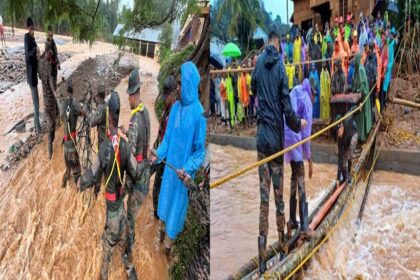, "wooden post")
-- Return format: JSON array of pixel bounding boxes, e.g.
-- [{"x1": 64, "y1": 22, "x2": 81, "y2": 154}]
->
[{"x1": 146, "y1": 42, "x2": 149, "y2": 58}]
